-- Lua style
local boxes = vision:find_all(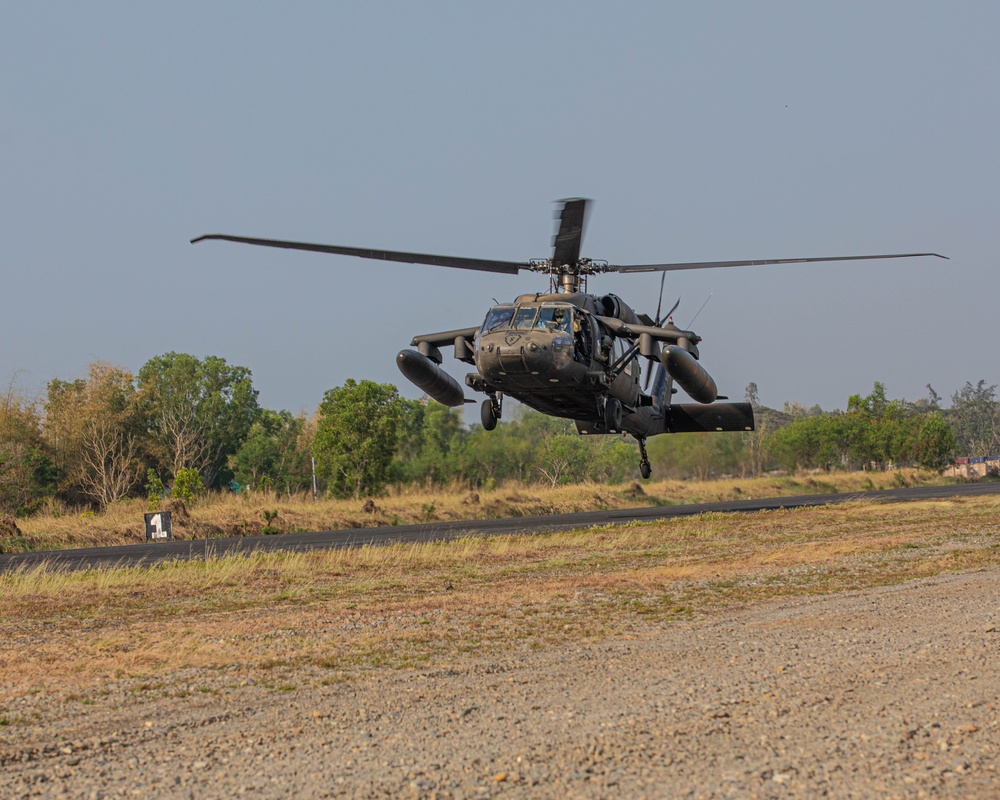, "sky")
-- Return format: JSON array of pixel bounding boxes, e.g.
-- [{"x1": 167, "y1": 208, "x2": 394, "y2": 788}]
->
[{"x1": 2, "y1": 2, "x2": 998, "y2": 417}]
